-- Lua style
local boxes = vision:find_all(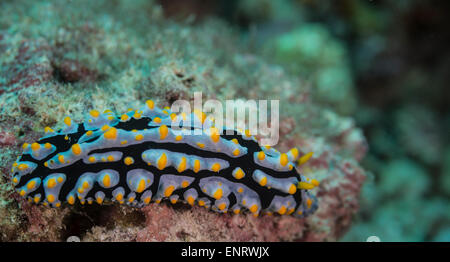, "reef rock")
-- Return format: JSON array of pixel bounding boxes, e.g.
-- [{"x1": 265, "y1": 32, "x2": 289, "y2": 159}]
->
[{"x1": 0, "y1": 0, "x2": 367, "y2": 242}]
